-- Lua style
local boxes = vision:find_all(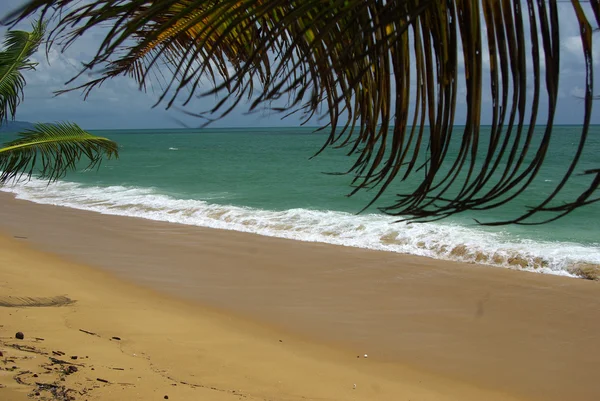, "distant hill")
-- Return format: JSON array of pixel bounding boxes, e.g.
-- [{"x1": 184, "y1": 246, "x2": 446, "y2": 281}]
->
[{"x1": 0, "y1": 120, "x2": 36, "y2": 133}]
